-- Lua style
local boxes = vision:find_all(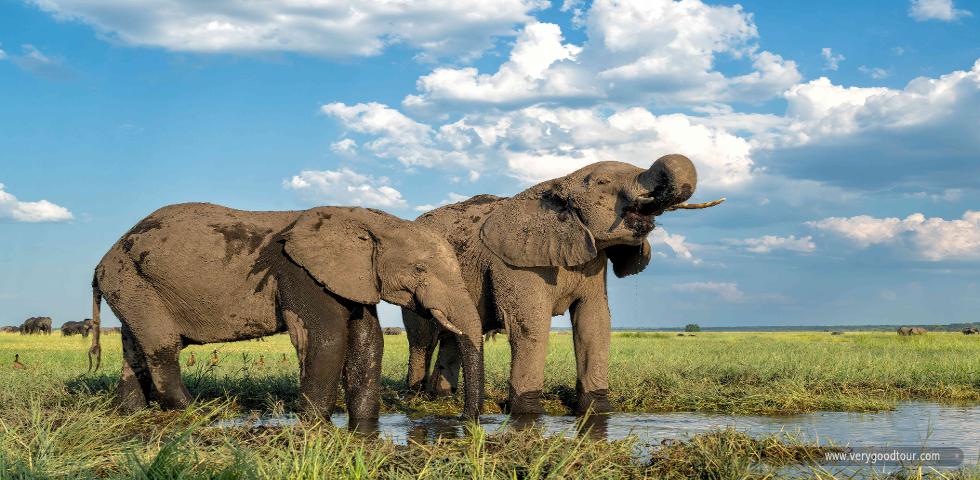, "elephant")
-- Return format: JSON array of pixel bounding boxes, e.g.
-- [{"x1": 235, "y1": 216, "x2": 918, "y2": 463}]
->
[
  {"x1": 383, "y1": 327, "x2": 404, "y2": 335},
  {"x1": 20, "y1": 317, "x2": 52, "y2": 335},
  {"x1": 962, "y1": 326, "x2": 978, "y2": 335},
  {"x1": 402, "y1": 154, "x2": 704, "y2": 415},
  {"x1": 62, "y1": 319, "x2": 93, "y2": 337},
  {"x1": 88, "y1": 203, "x2": 484, "y2": 420},
  {"x1": 897, "y1": 327, "x2": 927, "y2": 336},
  {"x1": 1, "y1": 326, "x2": 20, "y2": 333}
]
